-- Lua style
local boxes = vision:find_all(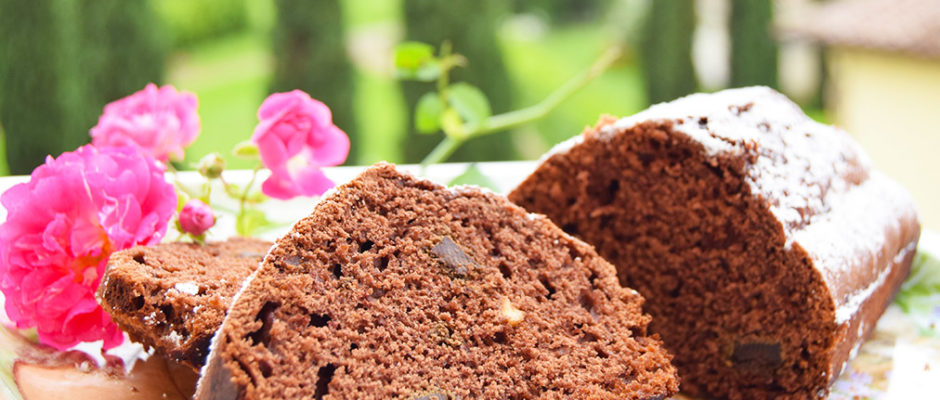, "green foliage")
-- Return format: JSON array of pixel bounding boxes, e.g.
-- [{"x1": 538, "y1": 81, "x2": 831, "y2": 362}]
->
[
  {"x1": 0, "y1": 0, "x2": 89, "y2": 174},
  {"x1": 80, "y1": 0, "x2": 168, "y2": 115},
  {"x1": 729, "y1": 0, "x2": 778, "y2": 88},
  {"x1": 439, "y1": 109, "x2": 465, "y2": 141},
  {"x1": 0, "y1": 326, "x2": 23, "y2": 400},
  {"x1": 446, "y1": 83, "x2": 492, "y2": 129},
  {"x1": 176, "y1": 190, "x2": 190, "y2": 212},
  {"x1": 500, "y1": 25, "x2": 646, "y2": 156},
  {"x1": 270, "y1": 0, "x2": 358, "y2": 163},
  {"x1": 639, "y1": 0, "x2": 698, "y2": 104},
  {"x1": 415, "y1": 93, "x2": 445, "y2": 134},
  {"x1": 895, "y1": 245, "x2": 940, "y2": 337},
  {"x1": 236, "y1": 208, "x2": 276, "y2": 237},
  {"x1": 896, "y1": 248, "x2": 940, "y2": 314},
  {"x1": 0, "y1": 123, "x2": 8, "y2": 175},
  {"x1": 394, "y1": 42, "x2": 440, "y2": 82},
  {"x1": 151, "y1": 0, "x2": 249, "y2": 48},
  {"x1": 449, "y1": 163, "x2": 498, "y2": 191},
  {"x1": 395, "y1": 36, "x2": 620, "y2": 166},
  {"x1": 401, "y1": 0, "x2": 517, "y2": 162},
  {"x1": 232, "y1": 141, "x2": 260, "y2": 159},
  {"x1": 0, "y1": 0, "x2": 166, "y2": 174},
  {"x1": 395, "y1": 42, "x2": 492, "y2": 143}
]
